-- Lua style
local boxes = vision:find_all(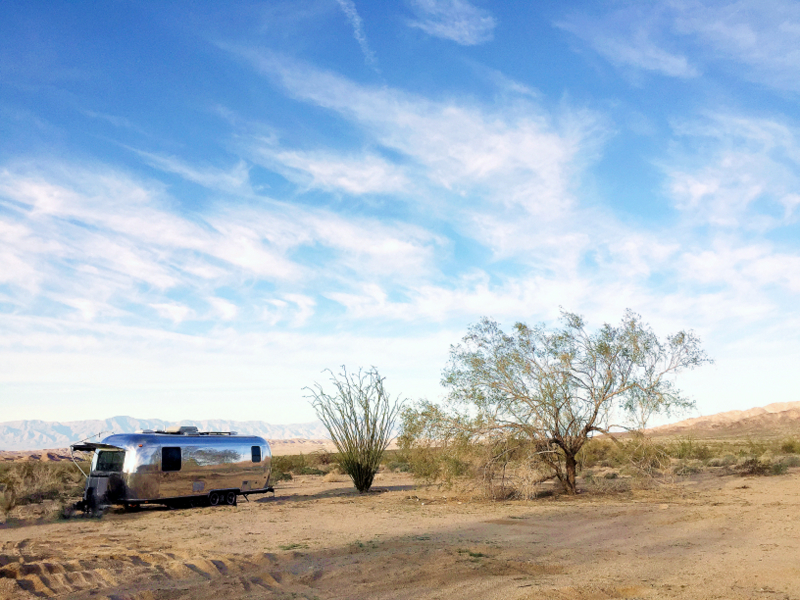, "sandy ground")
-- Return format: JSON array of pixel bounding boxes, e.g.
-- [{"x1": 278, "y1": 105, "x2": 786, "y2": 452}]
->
[{"x1": 1, "y1": 470, "x2": 799, "y2": 600}]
